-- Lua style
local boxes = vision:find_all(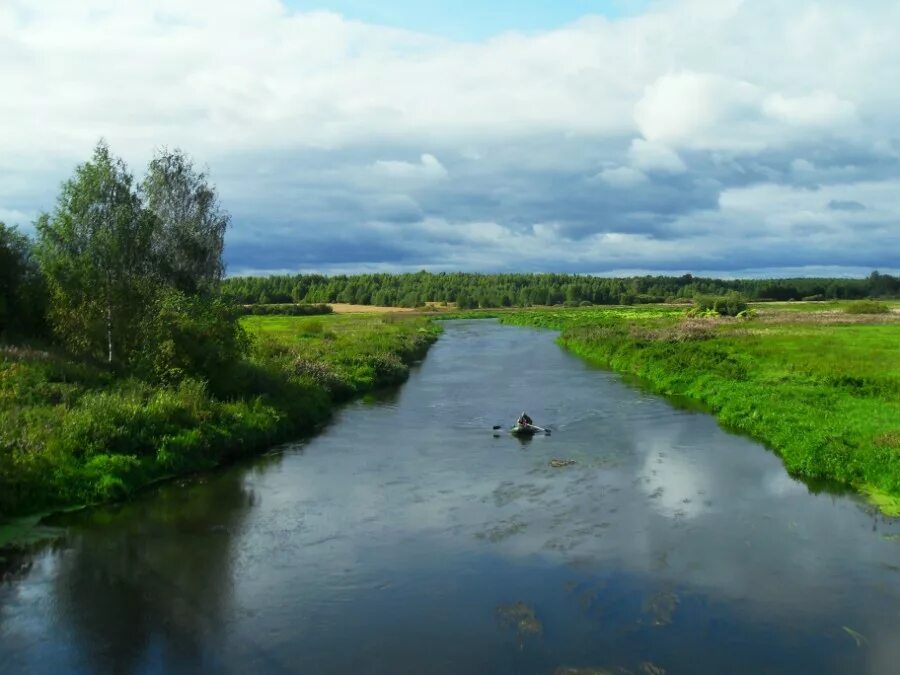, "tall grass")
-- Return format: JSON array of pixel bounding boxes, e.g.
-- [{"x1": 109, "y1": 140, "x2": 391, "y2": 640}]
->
[
  {"x1": 0, "y1": 315, "x2": 440, "y2": 519},
  {"x1": 845, "y1": 300, "x2": 891, "y2": 314}
]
